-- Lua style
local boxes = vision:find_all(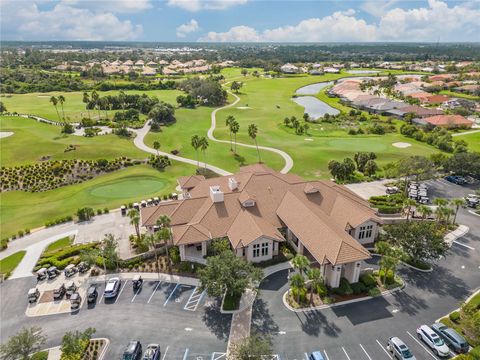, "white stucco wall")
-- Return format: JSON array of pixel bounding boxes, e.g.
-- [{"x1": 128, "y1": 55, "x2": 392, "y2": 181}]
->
[
  {"x1": 352, "y1": 220, "x2": 378, "y2": 245},
  {"x1": 246, "y1": 237, "x2": 274, "y2": 263}
]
